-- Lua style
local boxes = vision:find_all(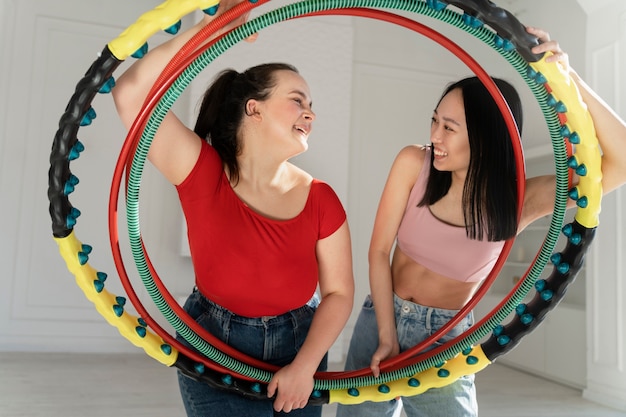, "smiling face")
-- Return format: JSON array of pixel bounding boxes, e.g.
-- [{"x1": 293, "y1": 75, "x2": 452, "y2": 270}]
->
[
  {"x1": 430, "y1": 87, "x2": 470, "y2": 176},
  {"x1": 251, "y1": 70, "x2": 316, "y2": 159}
]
